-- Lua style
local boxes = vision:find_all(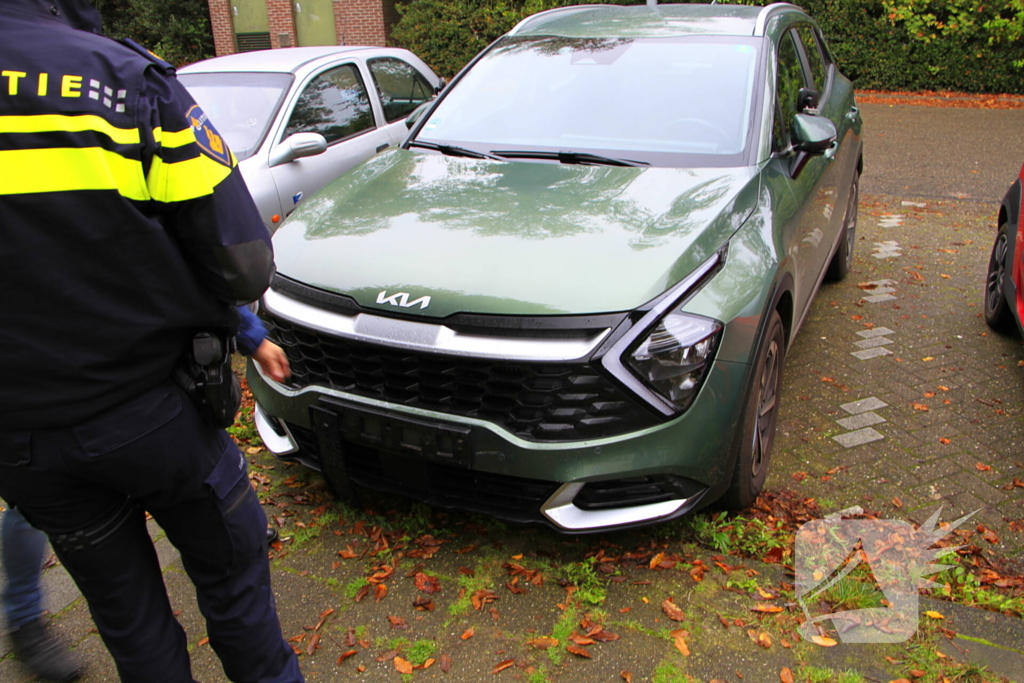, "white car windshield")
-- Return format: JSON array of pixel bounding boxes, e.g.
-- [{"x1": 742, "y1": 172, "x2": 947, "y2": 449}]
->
[
  {"x1": 179, "y1": 72, "x2": 292, "y2": 161},
  {"x1": 417, "y1": 35, "x2": 762, "y2": 167}
]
